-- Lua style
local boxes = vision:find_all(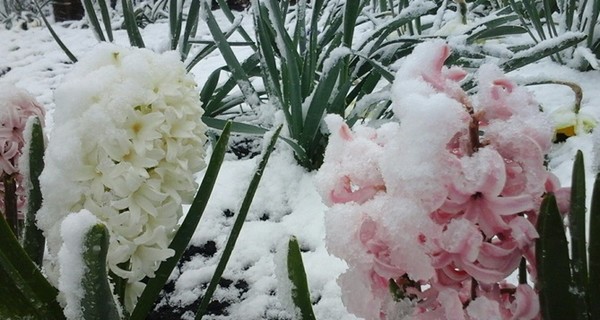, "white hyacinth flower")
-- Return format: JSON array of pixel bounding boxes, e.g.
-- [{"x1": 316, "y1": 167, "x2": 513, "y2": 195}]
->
[{"x1": 37, "y1": 43, "x2": 207, "y2": 312}]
